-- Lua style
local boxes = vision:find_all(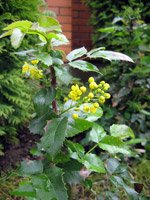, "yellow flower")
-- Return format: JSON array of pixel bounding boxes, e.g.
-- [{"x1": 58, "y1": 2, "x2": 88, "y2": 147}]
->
[
  {"x1": 64, "y1": 97, "x2": 68, "y2": 102},
  {"x1": 104, "y1": 93, "x2": 111, "y2": 99},
  {"x1": 99, "y1": 96, "x2": 105, "y2": 104},
  {"x1": 31, "y1": 60, "x2": 39, "y2": 65},
  {"x1": 103, "y1": 83, "x2": 110, "y2": 90},
  {"x1": 72, "y1": 113, "x2": 79, "y2": 119},
  {"x1": 80, "y1": 86, "x2": 87, "y2": 93},
  {"x1": 89, "y1": 82, "x2": 98, "y2": 89},
  {"x1": 100, "y1": 81, "x2": 105, "y2": 85},
  {"x1": 90, "y1": 106, "x2": 97, "y2": 113},
  {"x1": 83, "y1": 105, "x2": 90, "y2": 112},
  {"x1": 88, "y1": 77, "x2": 95, "y2": 83},
  {"x1": 93, "y1": 102, "x2": 99, "y2": 108},
  {"x1": 88, "y1": 92, "x2": 94, "y2": 99}
]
